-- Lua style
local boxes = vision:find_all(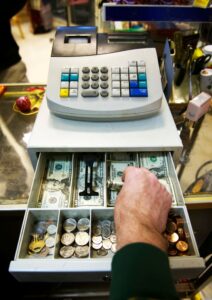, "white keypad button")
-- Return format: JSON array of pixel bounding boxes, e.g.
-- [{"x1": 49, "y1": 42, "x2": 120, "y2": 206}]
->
[
  {"x1": 120, "y1": 67, "x2": 128, "y2": 74},
  {"x1": 129, "y1": 61, "x2": 137, "y2": 66},
  {"x1": 129, "y1": 74, "x2": 138, "y2": 80},
  {"x1": 138, "y1": 67, "x2": 146, "y2": 73},
  {"x1": 112, "y1": 81, "x2": 120, "y2": 88},
  {"x1": 138, "y1": 60, "x2": 145, "y2": 66},
  {"x1": 69, "y1": 89, "x2": 78, "y2": 97},
  {"x1": 121, "y1": 89, "x2": 129, "y2": 97},
  {"x1": 62, "y1": 67, "x2": 70, "y2": 73},
  {"x1": 112, "y1": 74, "x2": 120, "y2": 80},
  {"x1": 111, "y1": 67, "x2": 120, "y2": 74},
  {"x1": 112, "y1": 89, "x2": 121, "y2": 97},
  {"x1": 121, "y1": 74, "x2": 128, "y2": 80},
  {"x1": 129, "y1": 67, "x2": 137, "y2": 73},
  {"x1": 121, "y1": 81, "x2": 129, "y2": 88},
  {"x1": 70, "y1": 82, "x2": 78, "y2": 88},
  {"x1": 61, "y1": 81, "x2": 69, "y2": 88}
]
